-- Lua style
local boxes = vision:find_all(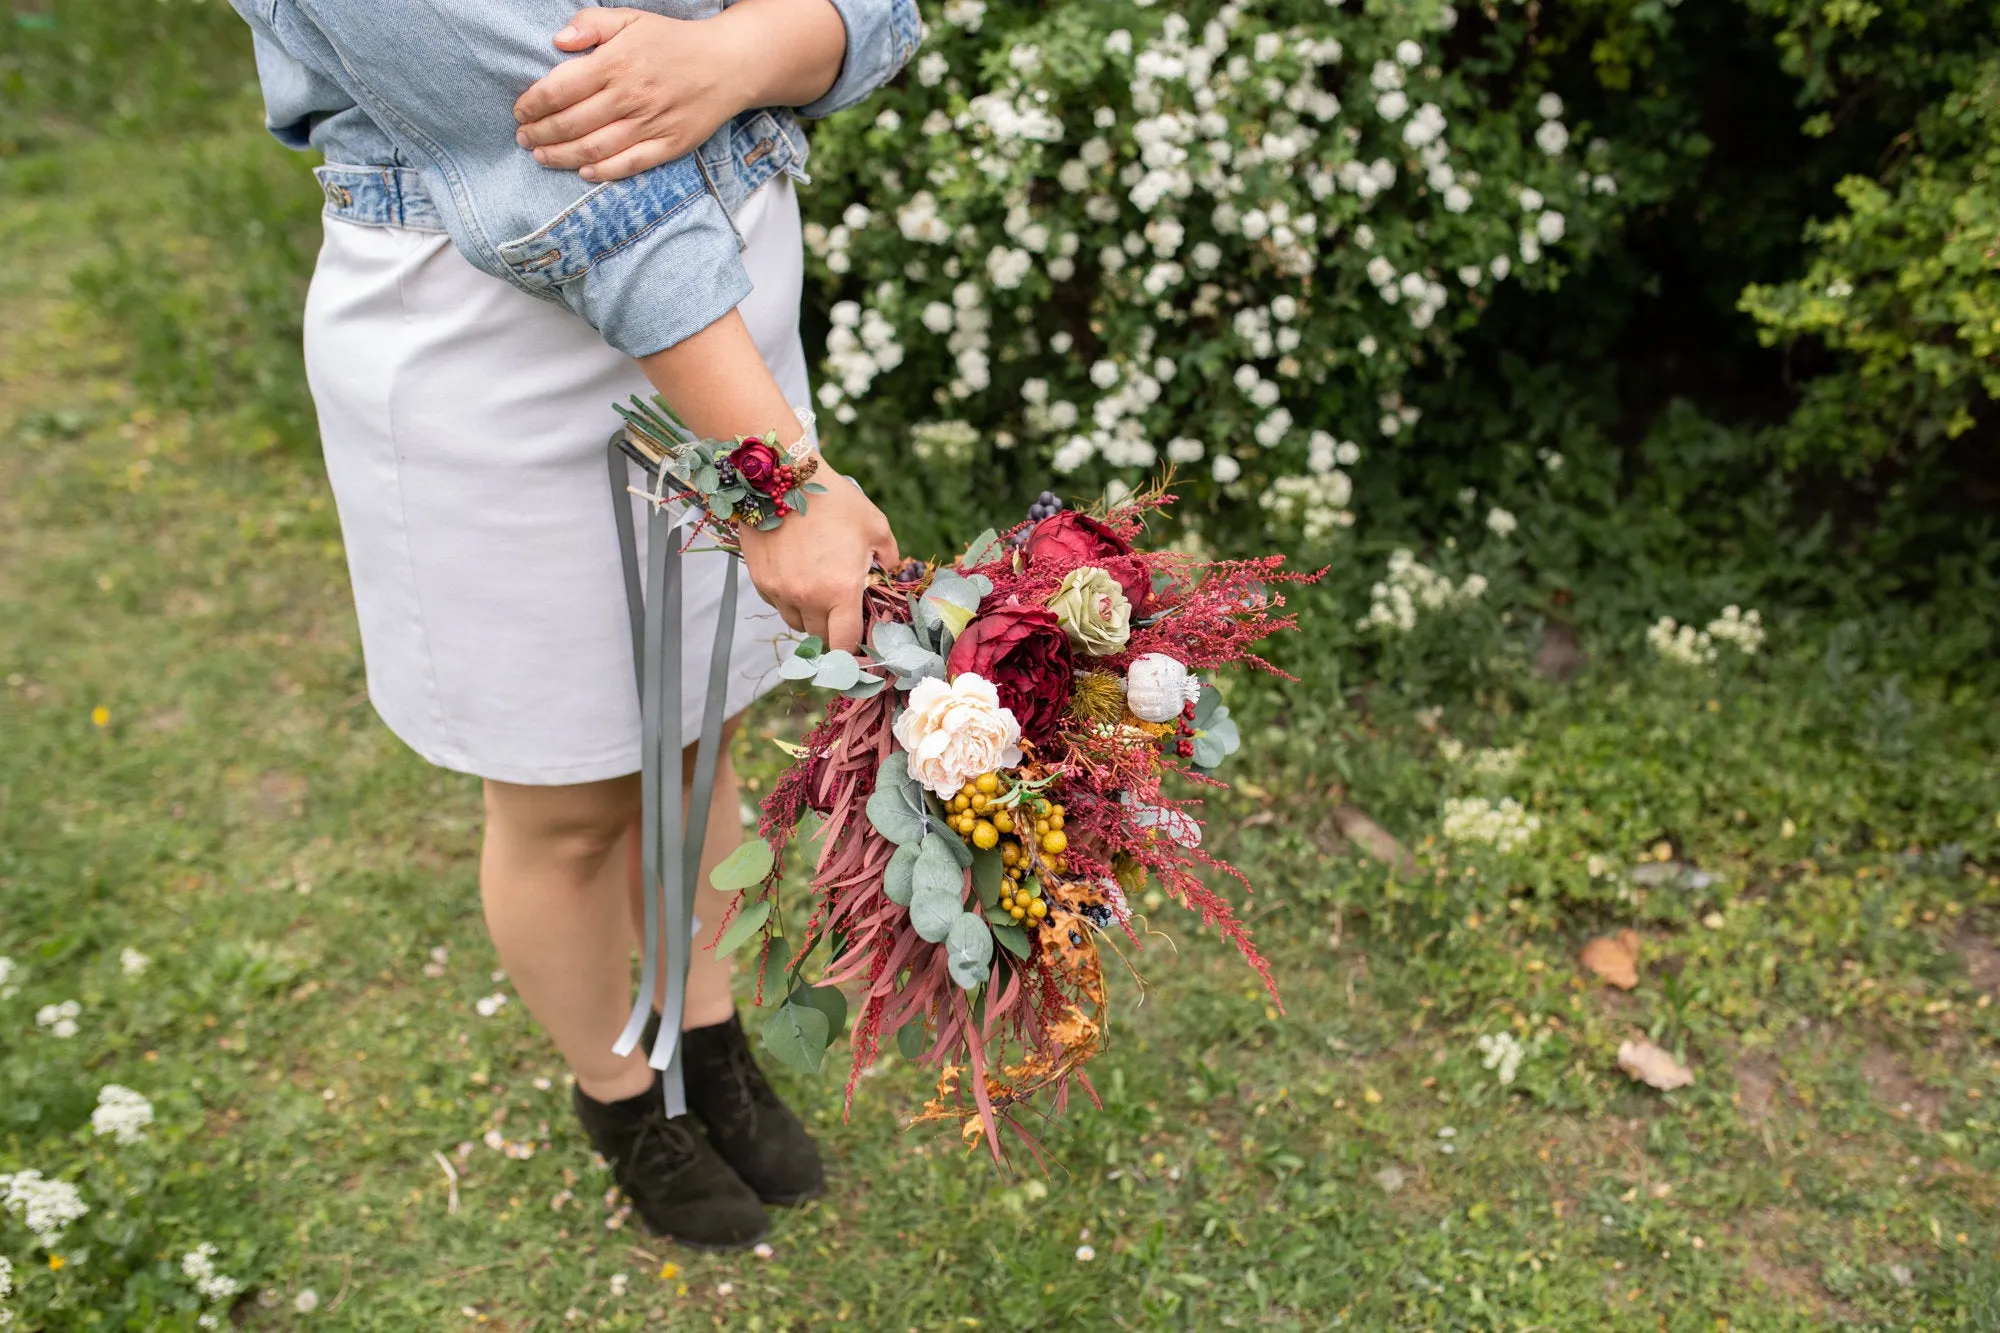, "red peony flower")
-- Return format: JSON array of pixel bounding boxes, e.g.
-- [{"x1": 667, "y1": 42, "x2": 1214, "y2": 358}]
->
[
  {"x1": 728, "y1": 438, "x2": 780, "y2": 492},
  {"x1": 1026, "y1": 511, "x2": 1151, "y2": 615},
  {"x1": 1025, "y1": 510, "x2": 1130, "y2": 564},
  {"x1": 945, "y1": 604, "x2": 1075, "y2": 744}
]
